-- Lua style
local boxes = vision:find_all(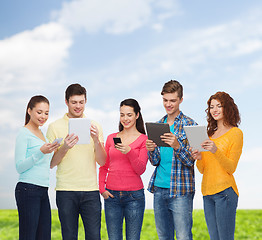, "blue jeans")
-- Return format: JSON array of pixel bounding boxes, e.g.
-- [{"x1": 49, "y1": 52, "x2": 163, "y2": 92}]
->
[
  {"x1": 153, "y1": 187, "x2": 194, "y2": 240},
  {"x1": 203, "y1": 187, "x2": 238, "y2": 240},
  {"x1": 56, "y1": 190, "x2": 101, "y2": 240},
  {"x1": 104, "y1": 189, "x2": 145, "y2": 240},
  {"x1": 15, "y1": 182, "x2": 51, "y2": 240}
]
